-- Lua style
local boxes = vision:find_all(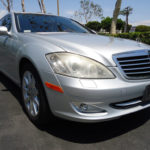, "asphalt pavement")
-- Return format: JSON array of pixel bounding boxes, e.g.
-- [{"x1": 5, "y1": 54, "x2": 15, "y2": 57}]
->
[{"x1": 0, "y1": 72, "x2": 150, "y2": 150}]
